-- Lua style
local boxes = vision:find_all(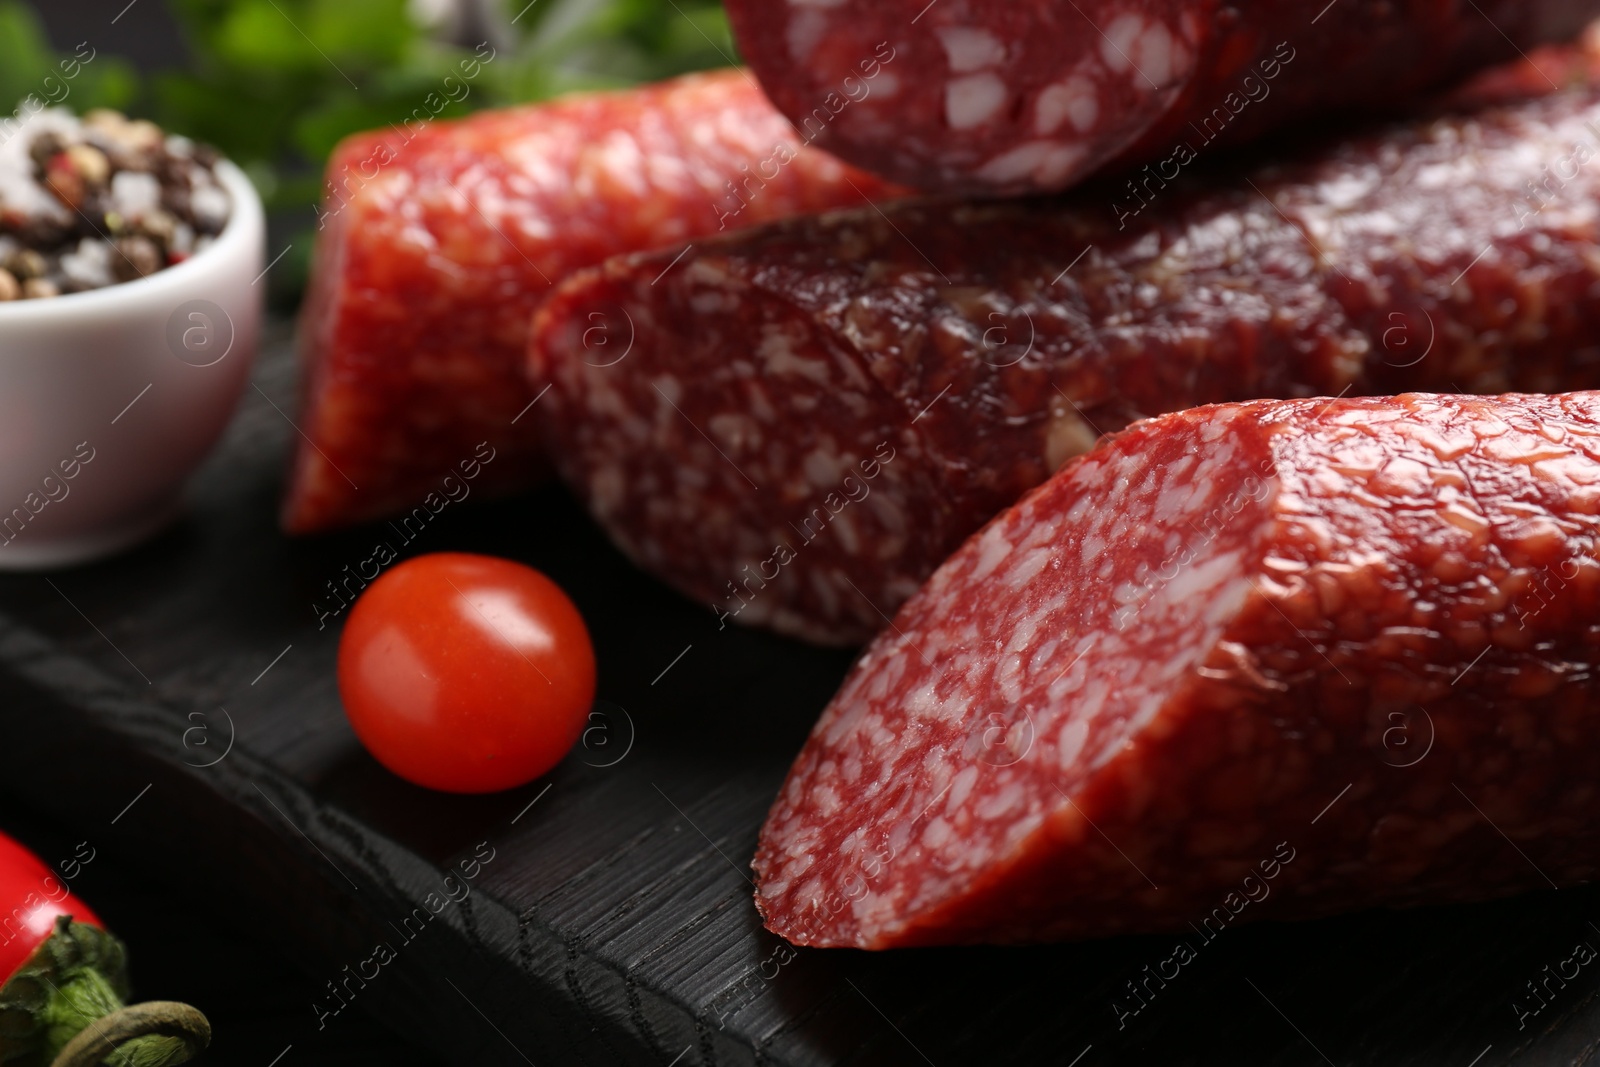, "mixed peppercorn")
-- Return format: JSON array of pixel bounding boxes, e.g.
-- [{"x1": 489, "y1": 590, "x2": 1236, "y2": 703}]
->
[{"x1": 0, "y1": 107, "x2": 231, "y2": 301}]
